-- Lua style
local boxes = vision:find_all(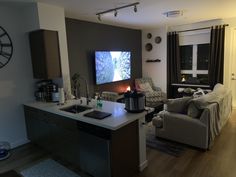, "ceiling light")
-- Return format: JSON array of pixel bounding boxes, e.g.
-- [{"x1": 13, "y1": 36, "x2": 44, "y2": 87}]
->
[
  {"x1": 98, "y1": 14, "x2": 101, "y2": 21},
  {"x1": 163, "y1": 10, "x2": 183, "y2": 18},
  {"x1": 96, "y1": 2, "x2": 139, "y2": 21},
  {"x1": 114, "y1": 10, "x2": 118, "y2": 17},
  {"x1": 134, "y1": 5, "x2": 137, "y2": 12}
]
